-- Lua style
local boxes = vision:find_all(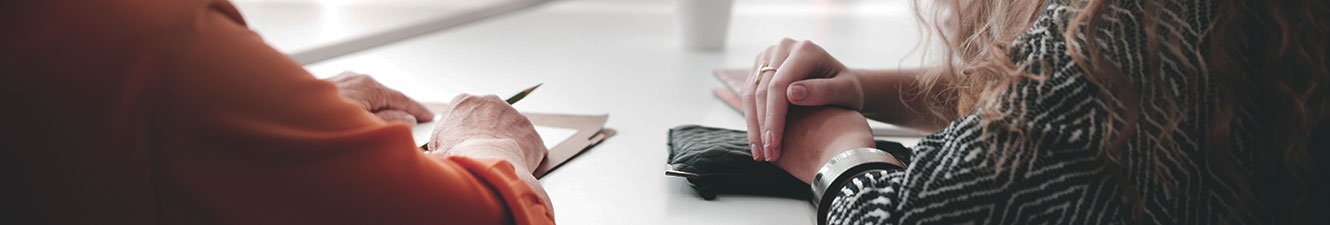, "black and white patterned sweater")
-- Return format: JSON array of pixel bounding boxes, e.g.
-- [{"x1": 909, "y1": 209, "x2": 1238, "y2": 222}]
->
[{"x1": 824, "y1": 0, "x2": 1264, "y2": 224}]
